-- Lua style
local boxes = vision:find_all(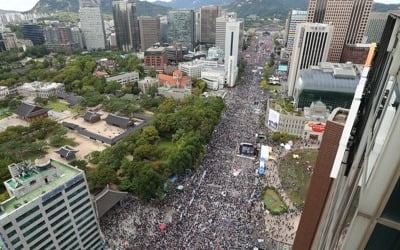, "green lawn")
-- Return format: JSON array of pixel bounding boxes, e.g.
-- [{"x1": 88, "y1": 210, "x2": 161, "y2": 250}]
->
[
  {"x1": 278, "y1": 149, "x2": 319, "y2": 209},
  {"x1": 46, "y1": 101, "x2": 70, "y2": 112},
  {"x1": 0, "y1": 108, "x2": 11, "y2": 120},
  {"x1": 262, "y1": 187, "x2": 288, "y2": 215}
]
